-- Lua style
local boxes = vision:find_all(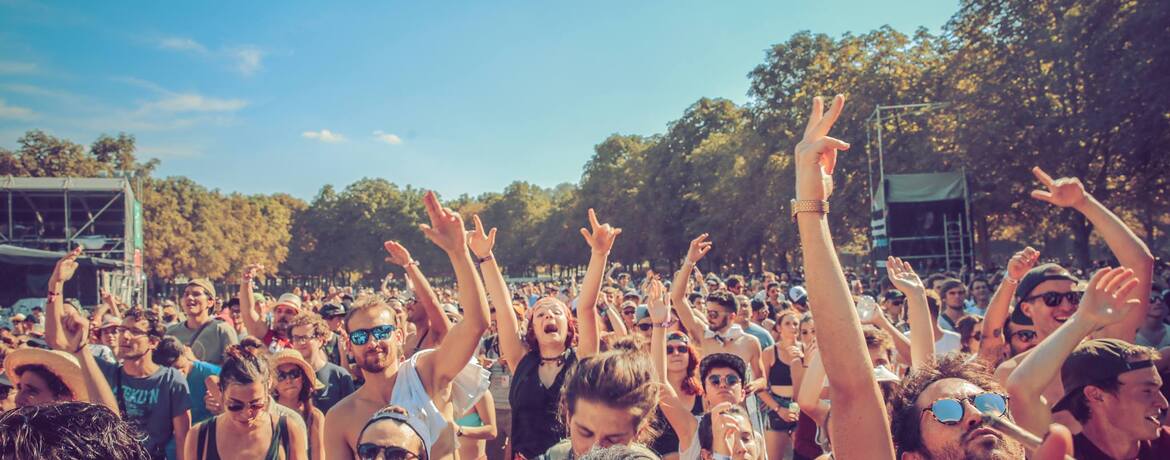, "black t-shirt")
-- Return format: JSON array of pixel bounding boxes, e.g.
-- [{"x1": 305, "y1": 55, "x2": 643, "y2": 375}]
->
[
  {"x1": 1073, "y1": 427, "x2": 1170, "y2": 460},
  {"x1": 314, "y1": 362, "x2": 355, "y2": 414},
  {"x1": 509, "y1": 349, "x2": 577, "y2": 459},
  {"x1": 649, "y1": 395, "x2": 704, "y2": 455}
]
